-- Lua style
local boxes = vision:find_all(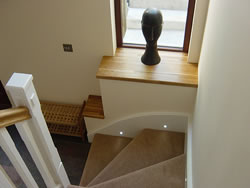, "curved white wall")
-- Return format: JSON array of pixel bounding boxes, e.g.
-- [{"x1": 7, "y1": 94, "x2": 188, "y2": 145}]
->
[
  {"x1": 85, "y1": 79, "x2": 197, "y2": 139},
  {"x1": 87, "y1": 112, "x2": 188, "y2": 140},
  {"x1": 192, "y1": 0, "x2": 250, "y2": 187}
]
